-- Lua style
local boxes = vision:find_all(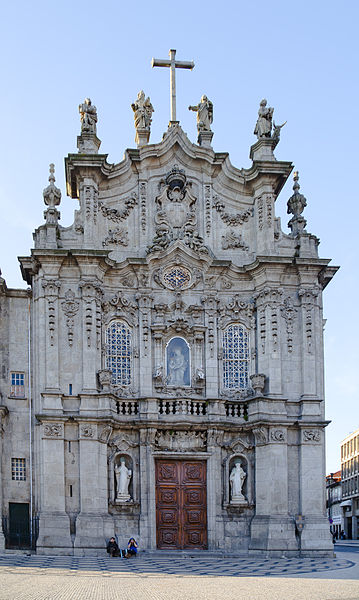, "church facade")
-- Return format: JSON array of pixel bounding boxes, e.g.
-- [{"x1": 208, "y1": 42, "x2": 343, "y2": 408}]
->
[{"x1": 0, "y1": 79, "x2": 337, "y2": 556}]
